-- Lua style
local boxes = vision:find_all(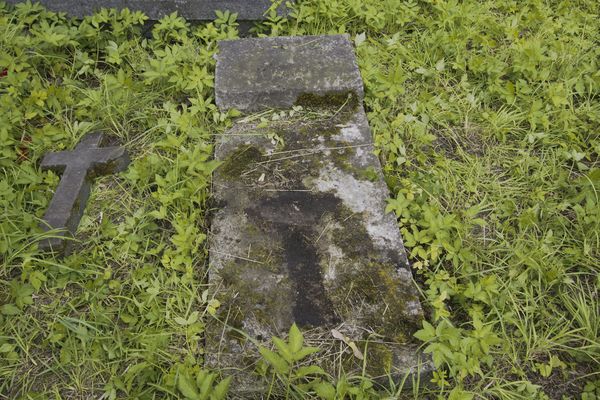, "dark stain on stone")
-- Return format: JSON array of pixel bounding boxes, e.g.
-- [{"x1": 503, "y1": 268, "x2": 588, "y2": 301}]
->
[
  {"x1": 246, "y1": 191, "x2": 341, "y2": 327},
  {"x1": 218, "y1": 144, "x2": 263, "y2": 180},
  {"x1": 283, "y1": 226, "x2": 338, "y2": 326},
  {"x1": 249, "y1": 191, "x2": 339, "y2": 226}
]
